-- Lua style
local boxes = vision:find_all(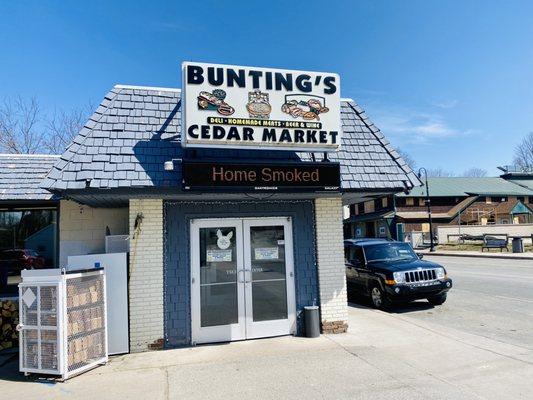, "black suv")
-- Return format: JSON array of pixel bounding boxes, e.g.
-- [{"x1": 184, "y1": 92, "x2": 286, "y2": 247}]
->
[{"x1": 344, "y1": 239, "x2": 452, "y2": 309}]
